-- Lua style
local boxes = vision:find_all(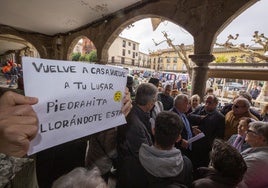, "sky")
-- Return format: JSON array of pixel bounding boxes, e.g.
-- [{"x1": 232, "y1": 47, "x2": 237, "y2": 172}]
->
[{"x1": 120, "y1": 0, "x2": 268, "y2": 54}]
